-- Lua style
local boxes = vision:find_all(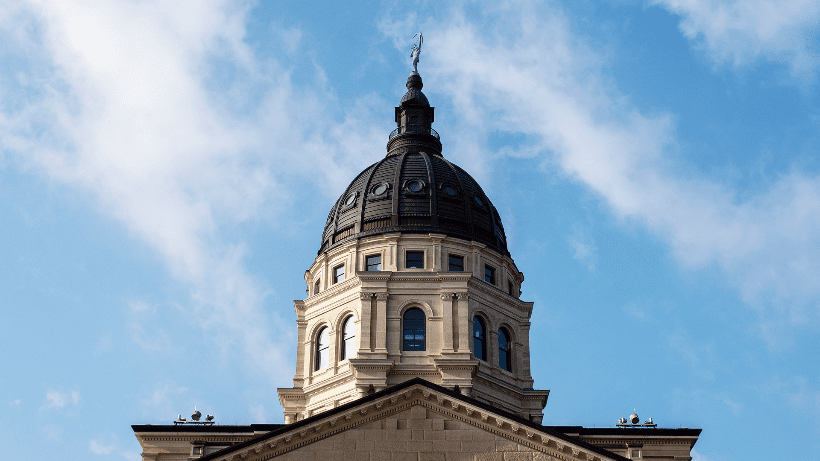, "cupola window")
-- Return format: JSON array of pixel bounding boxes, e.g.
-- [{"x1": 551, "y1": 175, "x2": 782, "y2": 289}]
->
[
  {"x1": 484, "y1": 265, "x2": 496, "y2": 285},
  {"x1": 372, "y1": 183, "x2": 388, "y2": 196},
  {"x1": 406, "y1": 251, "x2": 424, "y2": 269},
  {"x1": 315, "y1": 327, "x2": 329, "y2": 371},
  {"x1": 314, "y1": 279, "x2": 320, "y2": 295},
  {"x1": 448, "y1": 254, "x2": 464, "y2": 272},
  {"x1": 333, "y1": 264, "x2": 345, "y2": 284},
  {"x1": 498, "y1": 328, "x2": 512, "y2": 372},
  {"x1": 473, "y1": 316, "x2": 487, "y2": 361},
  {"x1": 405, "y1": 179, "x2": 425, "y2": 193},
  {"x1": 402, "y1": 308, "x2": 426, "y2": 351},
  {"x1": 340, "y1": 316, "x2": 356, "y2": 361},
  {"x1": 366, "y1": 255, "x2": 381, "y2": 271}
]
